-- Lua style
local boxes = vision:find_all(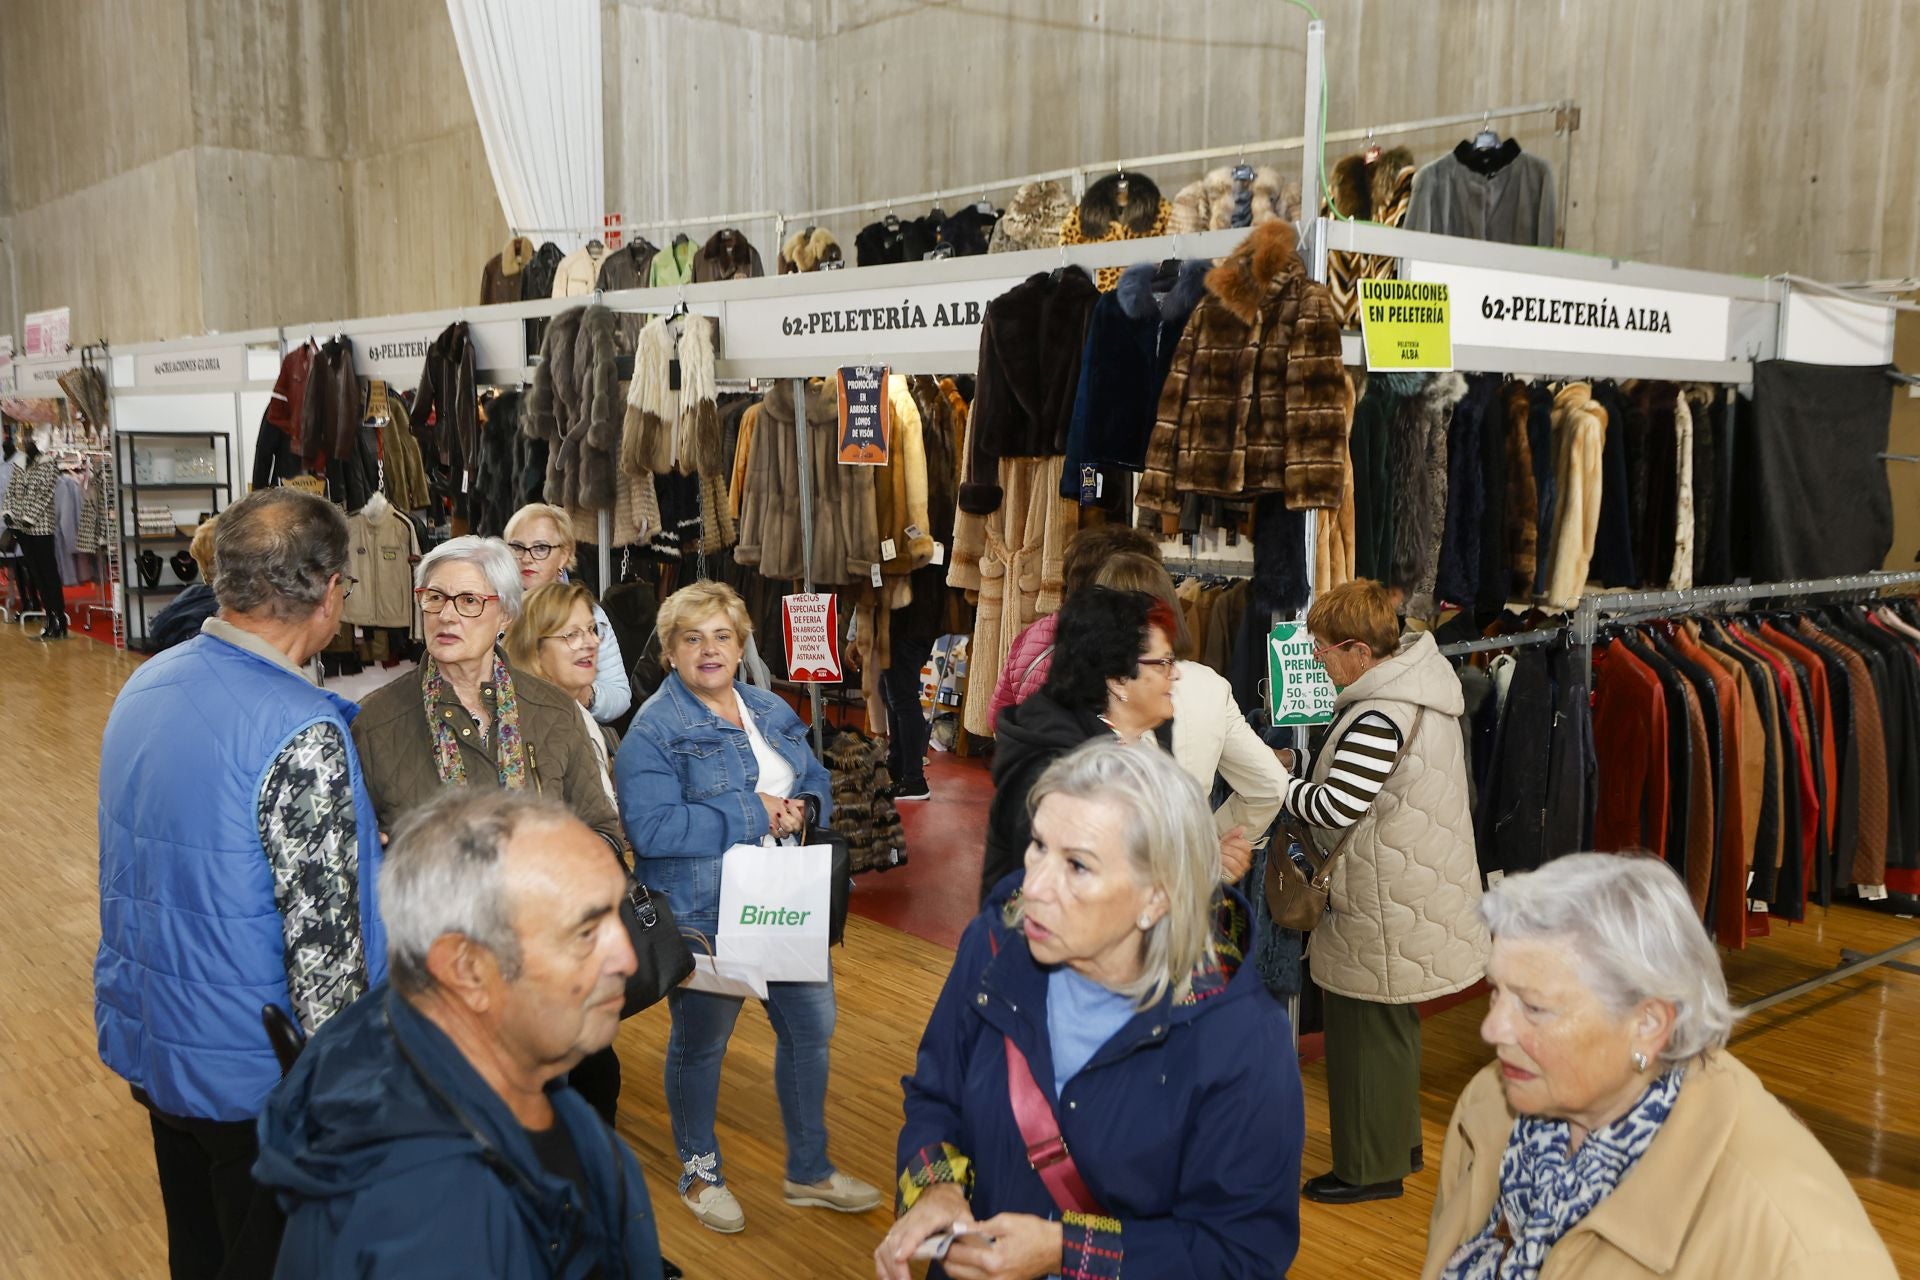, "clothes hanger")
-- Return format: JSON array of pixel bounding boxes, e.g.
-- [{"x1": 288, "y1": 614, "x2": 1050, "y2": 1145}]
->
[
  {"x1": 1472, "y1": 112, "x2": 1500, "y2": 150},
  {"x1": 1362, "y1": 128, "x2": 1382, "y2": 165}
]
